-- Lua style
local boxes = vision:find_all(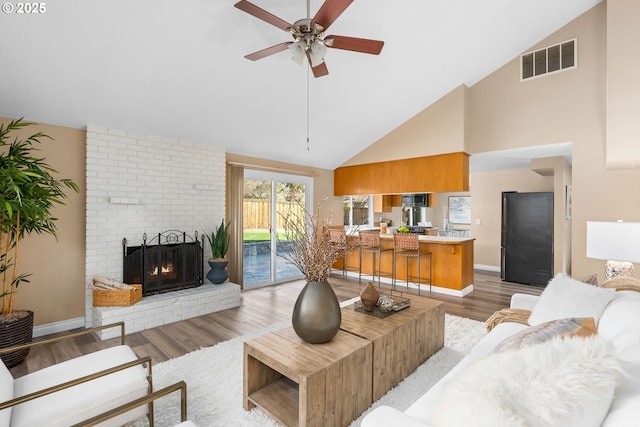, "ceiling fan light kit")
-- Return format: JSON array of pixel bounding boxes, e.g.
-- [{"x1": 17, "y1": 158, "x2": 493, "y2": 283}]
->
[{"x1": 234, "y1": 0, "x2": 384, "y2": 77}]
